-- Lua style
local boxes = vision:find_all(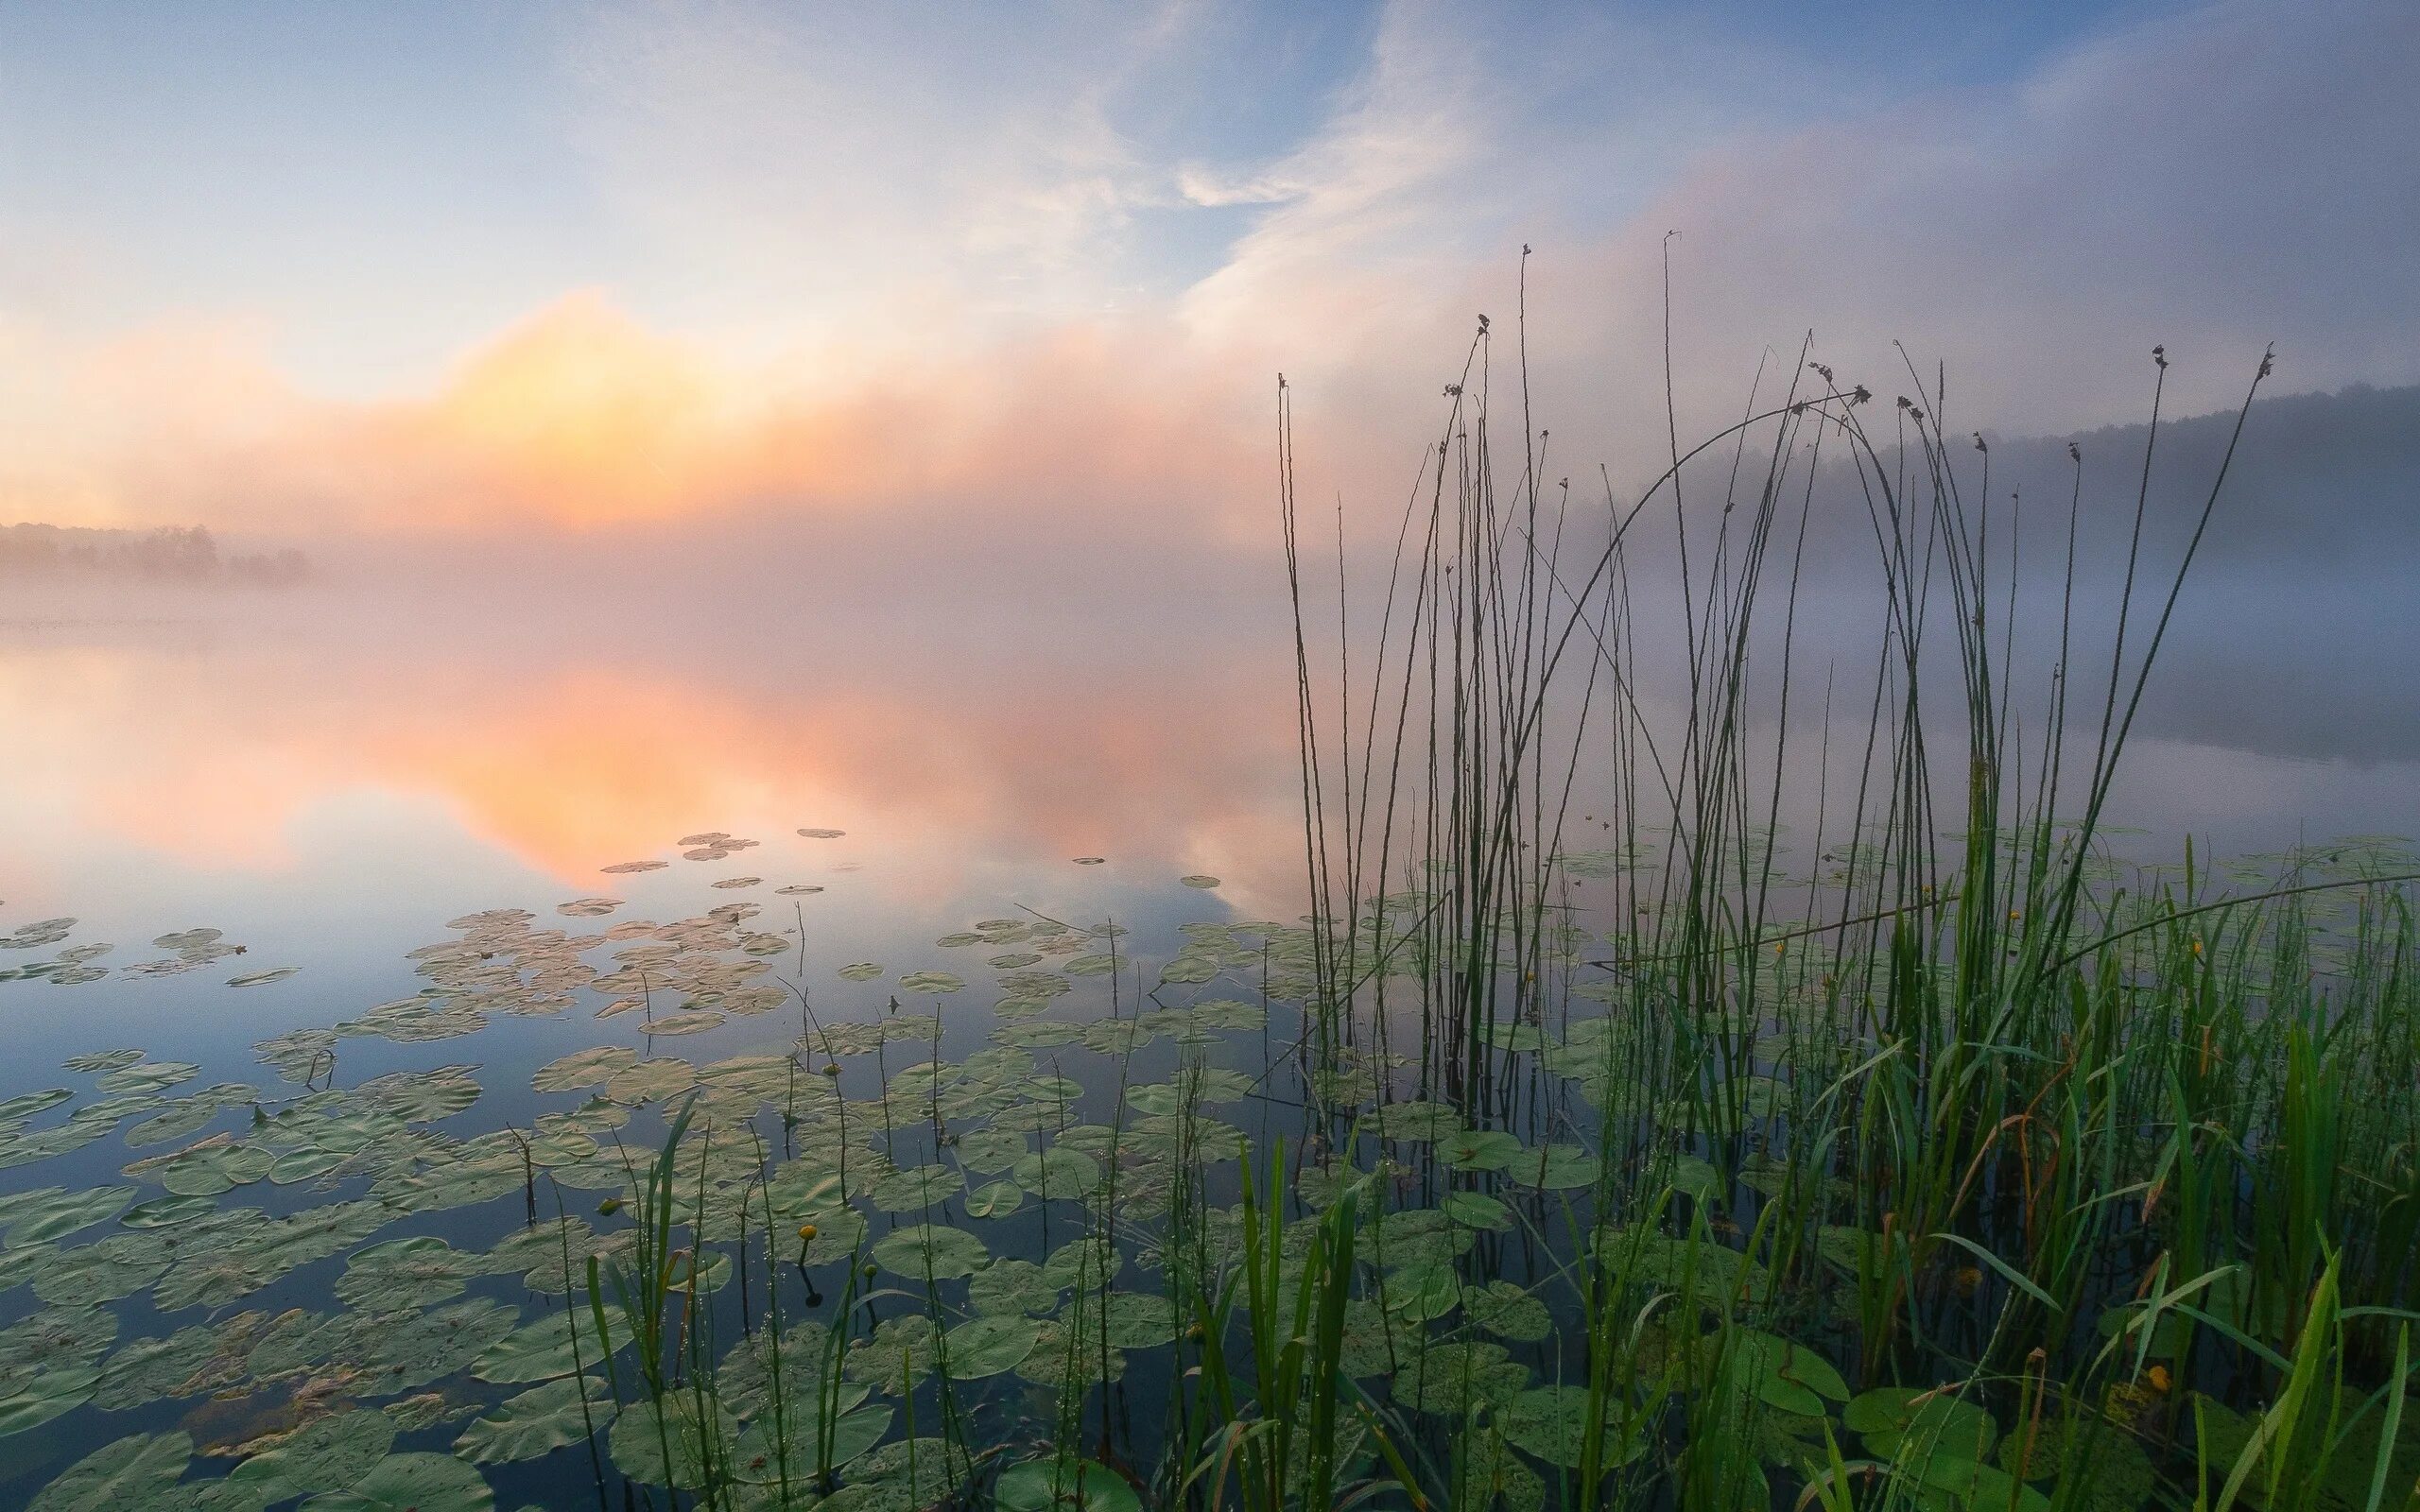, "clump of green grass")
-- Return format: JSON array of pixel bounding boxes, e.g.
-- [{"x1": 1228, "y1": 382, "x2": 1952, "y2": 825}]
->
[{"x1": 1267, "y1": 265, "x2": 2419, "y2": 1510}]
